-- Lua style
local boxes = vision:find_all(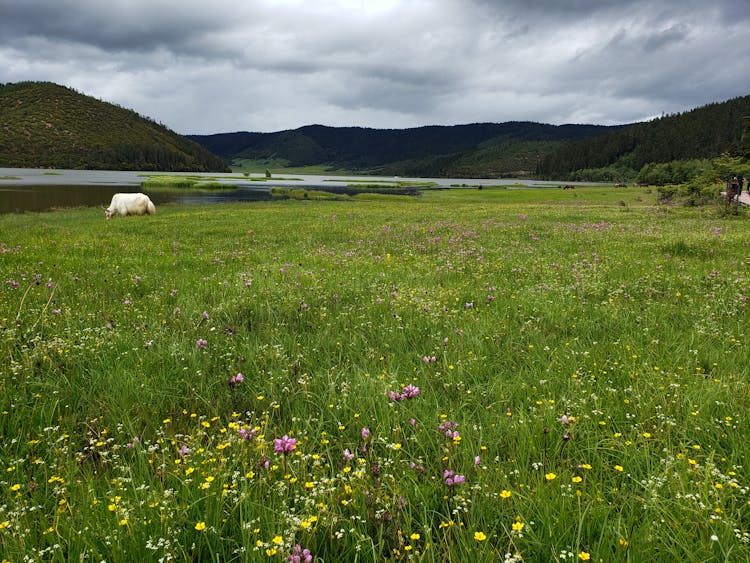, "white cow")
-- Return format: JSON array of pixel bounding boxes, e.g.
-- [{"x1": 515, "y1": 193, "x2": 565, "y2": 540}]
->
[{"x1": 105, "y1": 193, "x2": 156, "y2": 219}]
